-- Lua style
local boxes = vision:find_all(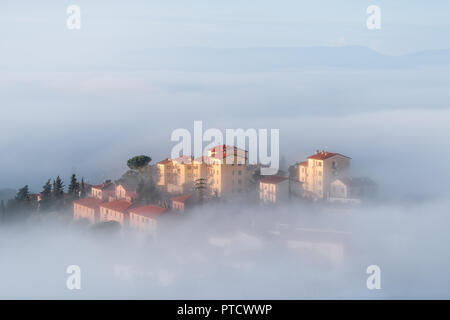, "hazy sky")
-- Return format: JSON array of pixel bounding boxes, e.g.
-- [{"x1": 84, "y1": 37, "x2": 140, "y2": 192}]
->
[{"x1": 0, "y1": 1, "x2": 449, "y2": 198}]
